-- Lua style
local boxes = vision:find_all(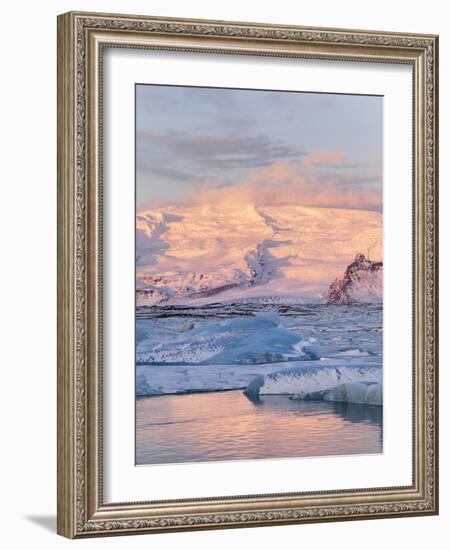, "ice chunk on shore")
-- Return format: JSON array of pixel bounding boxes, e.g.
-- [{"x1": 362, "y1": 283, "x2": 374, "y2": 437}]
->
[{"x1": 244, "y1": 364, "x2": 381, "y2": 397}]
